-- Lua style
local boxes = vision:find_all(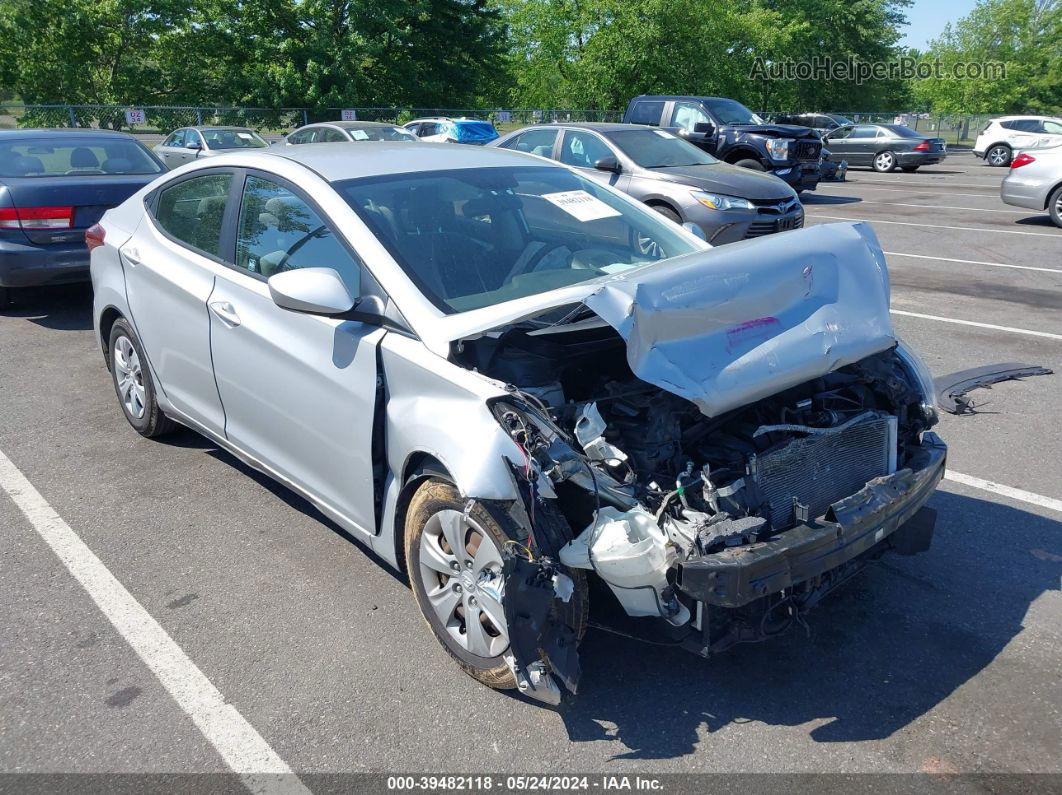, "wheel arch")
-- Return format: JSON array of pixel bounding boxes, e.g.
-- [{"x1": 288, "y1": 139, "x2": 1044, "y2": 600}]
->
[
  {"x1": 393, "y1": 452, "x2": 453, "y2": 572},
  {"x1": 98, "y1": 305, "x2": 125, "y2": 369},
  {"x1": 724, "y1": 147, "x2": 764, "y2": 166},
  {"x1": 1046, "y1": 179, "x2": 1062, "y2": 211}
]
